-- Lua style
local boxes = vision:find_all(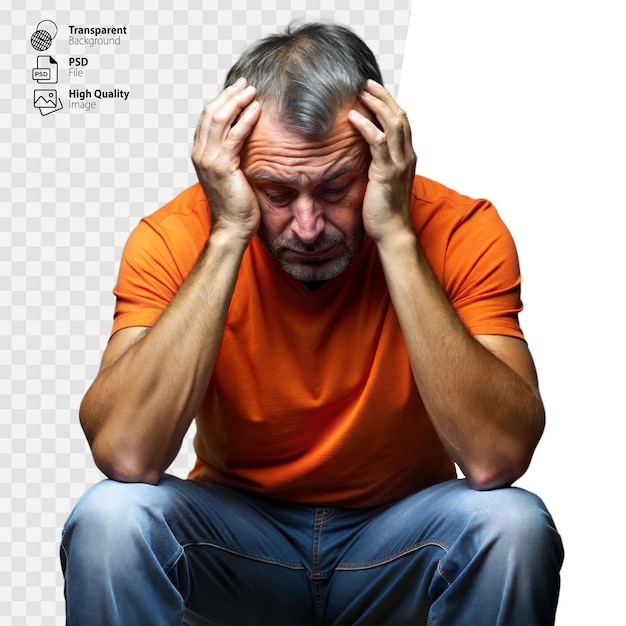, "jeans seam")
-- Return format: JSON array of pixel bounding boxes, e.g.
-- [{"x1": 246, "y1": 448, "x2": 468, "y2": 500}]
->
[
  {"x1": 181, "y1": 540, "x2": 305, "y2": 570},
  {"x1": 312, "y1": 507, "x2": 334, "y2": 623},
  {"x1": 335, "y1": 538, "x2": 449, "y2": 571},
  {"x1": 152, "y1": 521, "x2": 190, "y2": 580},
  {"x1": 60, "y1": 535, "x2": 72, "y2": 626},
  {"x1": 428, "y1": 561, "x2": 453, "y2": 626},
  {"x1": 162, "y1": 544, "x2": 185, "y2": 575},
  {"x1": 436, "y1": 559, "x2": 453, "y2": 586}
]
